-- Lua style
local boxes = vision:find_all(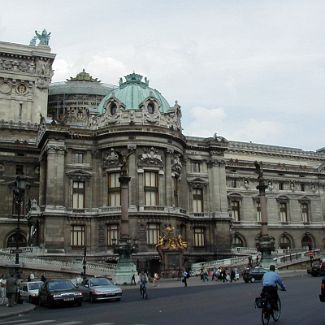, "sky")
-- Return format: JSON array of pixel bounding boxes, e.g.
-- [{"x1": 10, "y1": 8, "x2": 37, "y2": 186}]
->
[{"x1": 1, "y1": 0, "x2": 325, "y2": 151}]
